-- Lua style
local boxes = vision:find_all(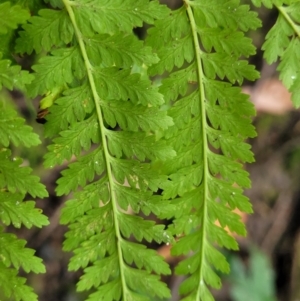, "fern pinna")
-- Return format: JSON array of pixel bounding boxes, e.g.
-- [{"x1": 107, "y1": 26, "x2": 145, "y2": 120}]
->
[
  {"x1": 16, "y1": 0, "x2": 176, "y2": 299},
  {"x1": 146, "y1": 1, "x2": 260, "y2": 300}
]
